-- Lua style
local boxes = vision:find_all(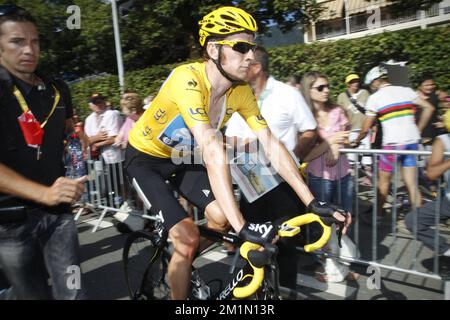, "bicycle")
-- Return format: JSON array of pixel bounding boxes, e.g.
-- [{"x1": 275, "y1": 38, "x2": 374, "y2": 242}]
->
[{"x1": 123, "y1": 212, "x2": 342, "y2": 300}]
